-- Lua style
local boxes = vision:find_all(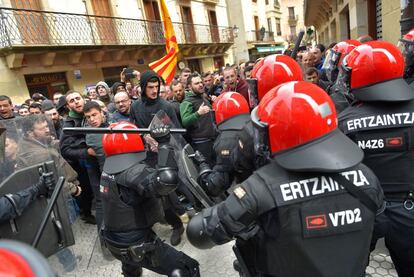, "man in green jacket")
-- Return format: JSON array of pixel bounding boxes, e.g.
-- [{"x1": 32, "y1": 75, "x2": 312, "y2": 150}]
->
[{"x1": 180, "y1": 74, "x2": 217, "y2": 166}]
